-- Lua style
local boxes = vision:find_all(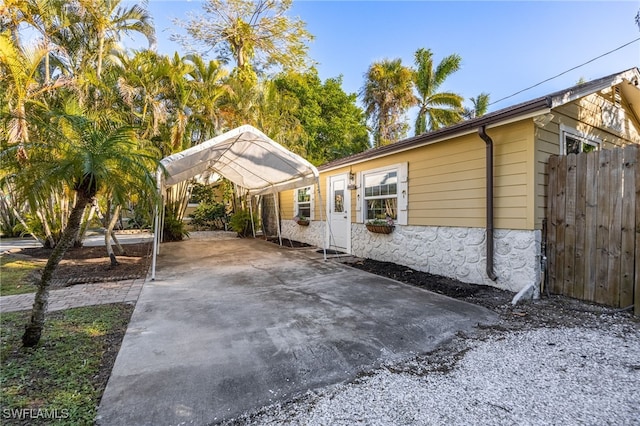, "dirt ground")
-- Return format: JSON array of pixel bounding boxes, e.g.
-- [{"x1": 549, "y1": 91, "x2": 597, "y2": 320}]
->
[
  {"x1": 345, "y1": 257, "x2": 638, "y2": 332},
  {"x1": 12, "y1": 242, "x2": 152, "y2": 288}
]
